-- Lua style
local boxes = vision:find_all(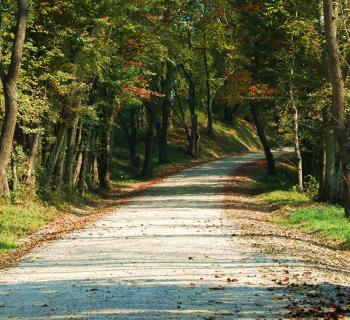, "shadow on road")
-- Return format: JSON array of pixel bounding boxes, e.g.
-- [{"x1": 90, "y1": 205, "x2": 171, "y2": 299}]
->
[{"x1": 1, "y1": 278, "x2": 349, "y2": 319}]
